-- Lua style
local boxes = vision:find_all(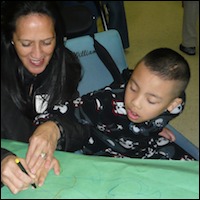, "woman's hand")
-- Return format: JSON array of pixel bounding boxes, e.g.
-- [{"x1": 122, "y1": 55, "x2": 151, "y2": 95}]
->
[
  {"x1": 34, "y1": 157, "x2": 60, "y2": 187},
  {"x1": 1, "y1": 155, "x2": 36, "y2": 194},
  {"x1": 26, "y1": 121, "x2": 60, "y2": 174},
  {"x1": 158, "y1": 127, "x2": 176, "y2": 142}
]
